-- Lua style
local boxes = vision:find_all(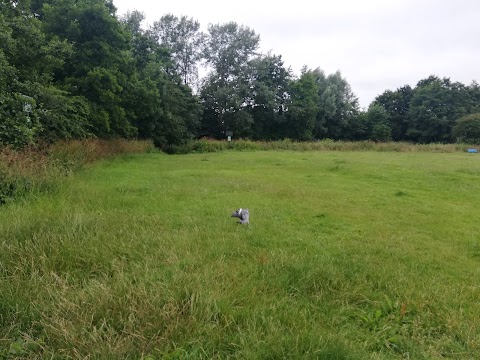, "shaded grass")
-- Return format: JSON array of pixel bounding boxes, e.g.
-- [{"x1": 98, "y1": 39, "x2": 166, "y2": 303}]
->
[{"x1": 1, "y1": 151, "x2": 480, "y2": 358}]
